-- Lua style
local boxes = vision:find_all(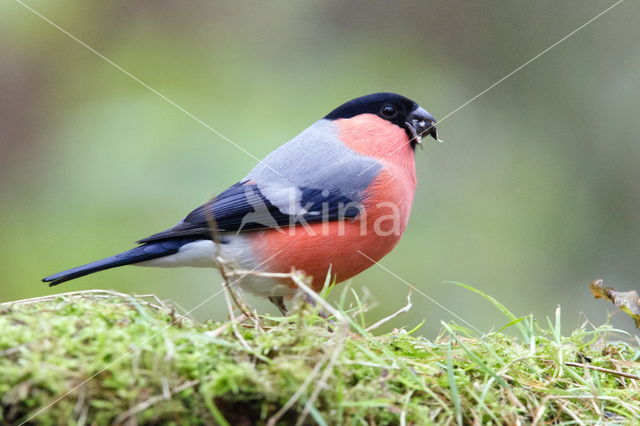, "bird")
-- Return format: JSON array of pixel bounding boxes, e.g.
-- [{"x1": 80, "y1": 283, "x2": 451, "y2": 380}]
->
[{"x1": 43, "y1": 92, "x2": 438, "y2": 313}]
